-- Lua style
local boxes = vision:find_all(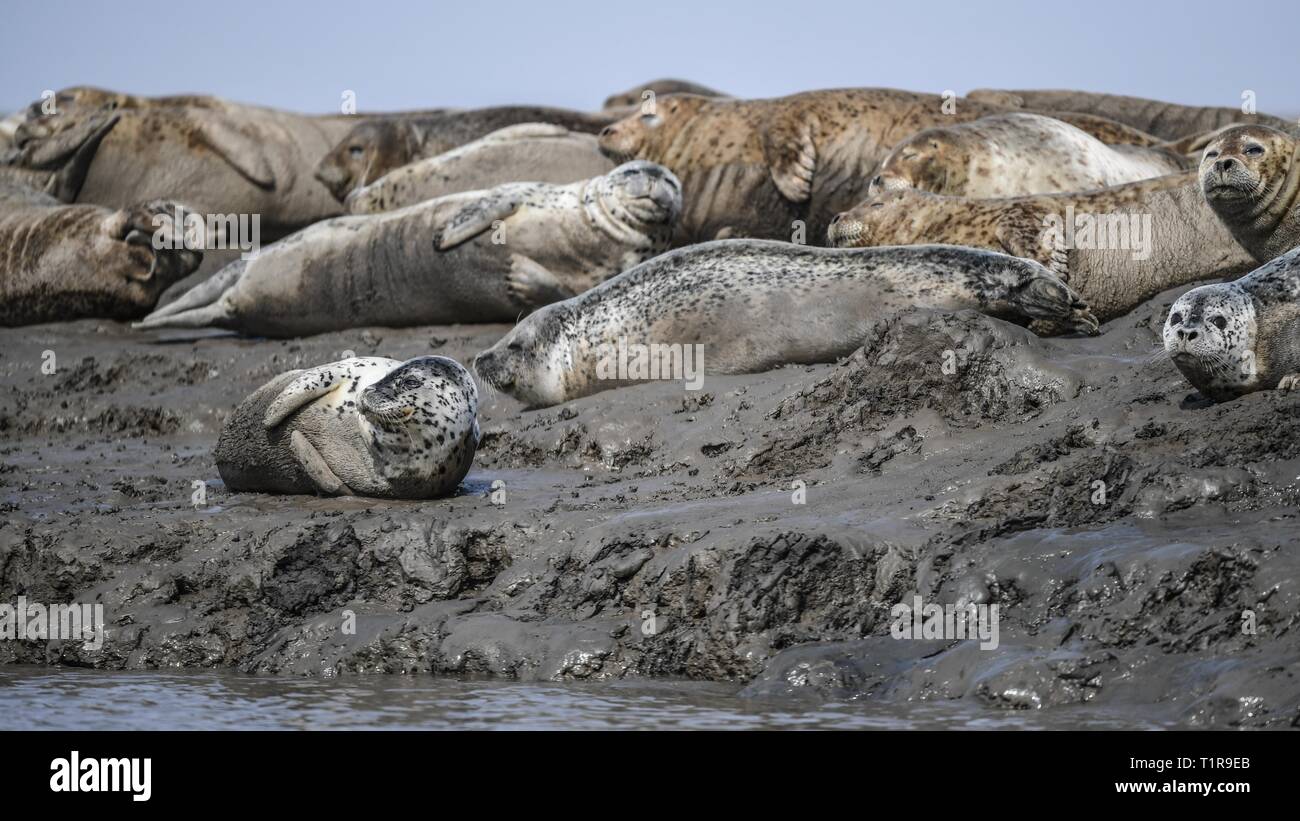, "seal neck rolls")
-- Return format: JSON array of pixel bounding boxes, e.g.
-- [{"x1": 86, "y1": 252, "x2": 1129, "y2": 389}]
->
[
  {"x1": 580, "y1": 160, "x2": 682, "y2": 251},
  {"x1": 1200, "y1": 125, "x2": 1300, "y2": 263}
]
